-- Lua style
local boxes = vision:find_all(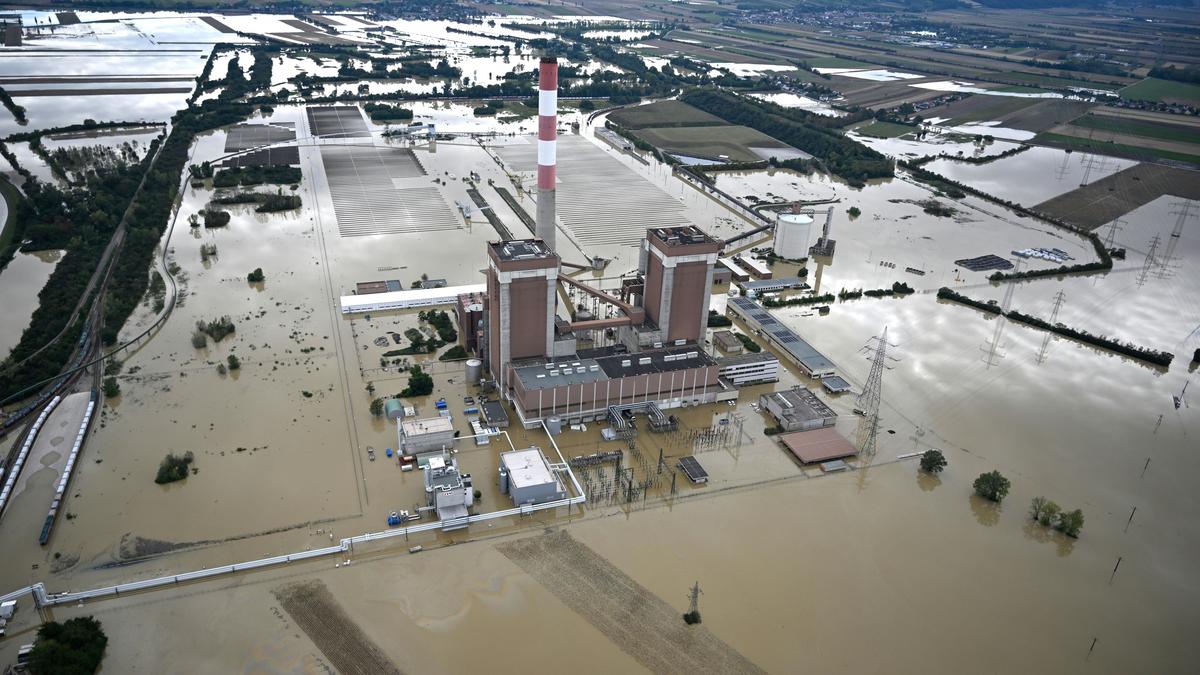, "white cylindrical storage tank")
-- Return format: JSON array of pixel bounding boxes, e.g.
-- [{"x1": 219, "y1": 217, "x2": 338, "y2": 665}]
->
[
  {"x1": 546, "y1": 416, "x2": 563, "y2": 436},
  {"x1": 385, "y1": 399, "x2": 404, "y2": 421},
  {"x1": 465, "y1": 358, "x2": 483, "y2": 384},
  {"x1": 774, "y1": 212, "x2": 813, "y2": 260}
]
